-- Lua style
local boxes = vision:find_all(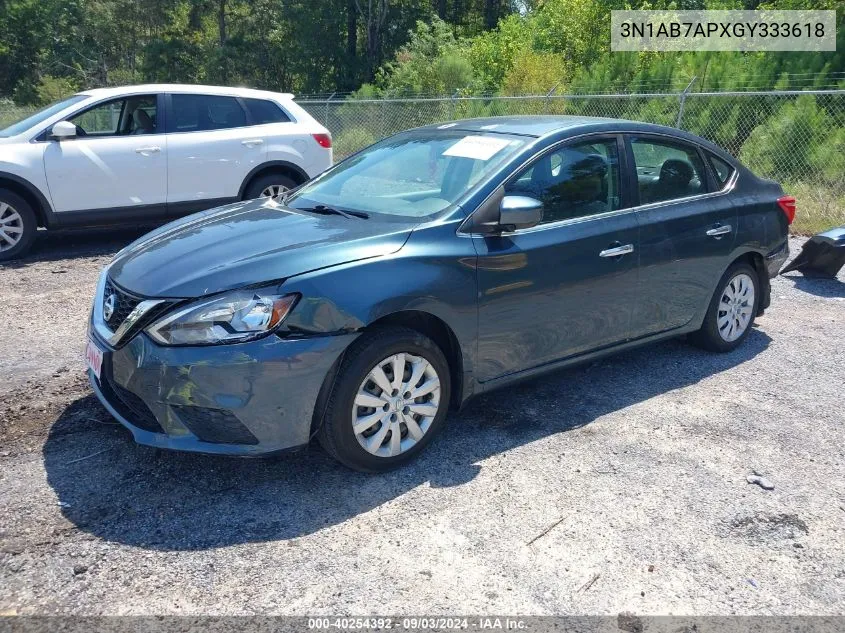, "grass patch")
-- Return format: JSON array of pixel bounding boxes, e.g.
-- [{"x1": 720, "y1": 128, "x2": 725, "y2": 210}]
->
[{"x1": 785, "y1": 181, "x2": 845, "y2": 236}]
